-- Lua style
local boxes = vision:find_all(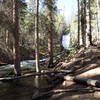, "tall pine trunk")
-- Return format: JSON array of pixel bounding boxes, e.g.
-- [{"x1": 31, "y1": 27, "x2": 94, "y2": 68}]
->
[
  {"x1": 47, "y1": 0, "x2": 54, "y2": 68},
  {"x1": 81, "y1": 0, "x2": 87, "y2": 46},
  {"x1": 35, "y1": 0, "x2": 40, "y2": 72},
  {"x1": 96, "y1": 0, "x2": 100, "y2": 42},
  {"x1": 13, "y1": 0, "x2": 21, "y2": 76},
  {"x1": 77, "y1": 0, "x2": 80, "y2": 46},
  {"x1": 88, "y1": 0, "x2": 93, "y2": 45}
]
